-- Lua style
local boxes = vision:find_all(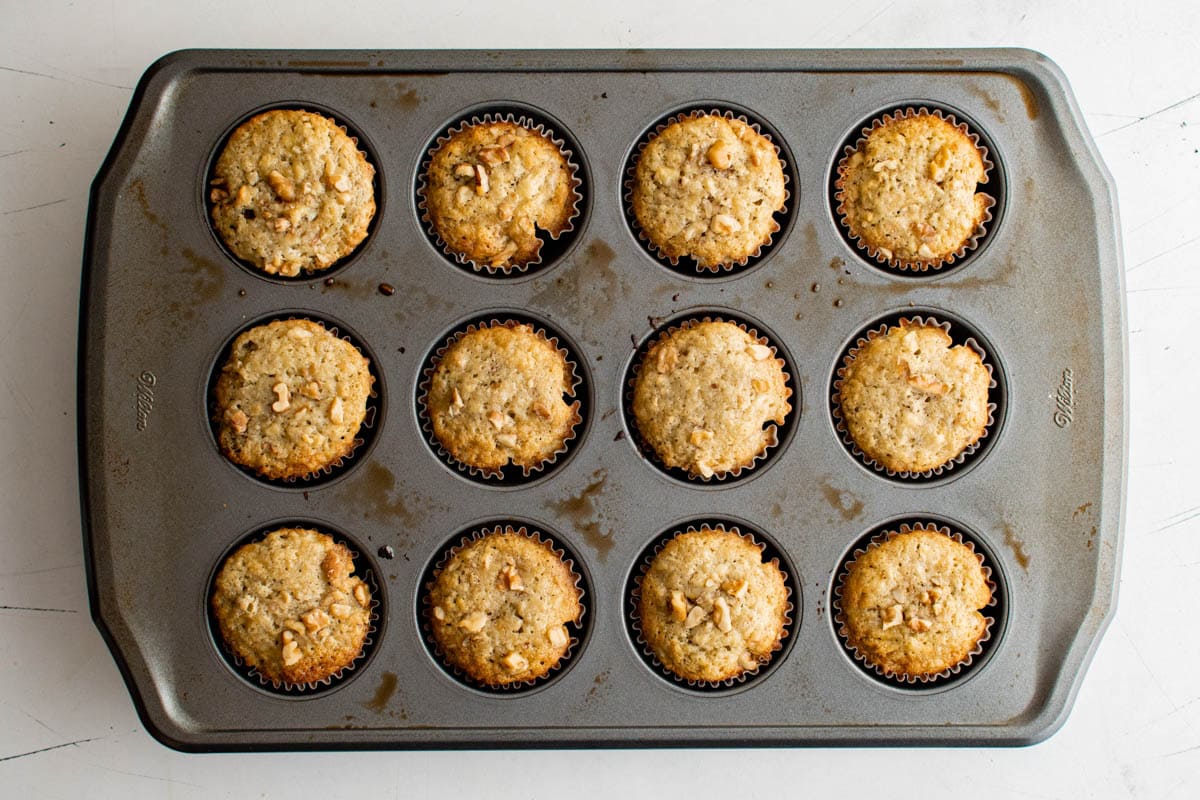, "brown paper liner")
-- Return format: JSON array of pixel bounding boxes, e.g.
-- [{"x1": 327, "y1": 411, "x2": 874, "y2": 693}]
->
[
  {"x1": 416, "y1": 111, "x2": 583, "y2": 276},
  {"x1": 207, "y1": 106, "x2": 380, "y2": 280},
  {"x1": 628, "y1": 522, "x2": 795, "y2": 690},
  {"x1": 830, "y1": 314, "x2": 997, "y2": 481},
  {"x1": 420, "y1": 524, "x2": 587, "y2": 693},
  {"x1": 625, "y1": 315, "x2": 794, "y2": 483},
  {"x1": 833, "y1": 107, "x2": 995, "y2": 272},
  {"x1": 623, "y1": 107, "x2": 792, "y2": 274},
  {"x1": 209, "y1": 525, "x2": 382, "y2": 695},
  {"x1": 209, "y1": 315, "x2": 381, "y2": 487},
  {"x1": 417, "y1": 317, "x2": 584, "y2": 482},
  {"x1": 832, "y1": 522, "x2": 998, "y2": 686}
]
